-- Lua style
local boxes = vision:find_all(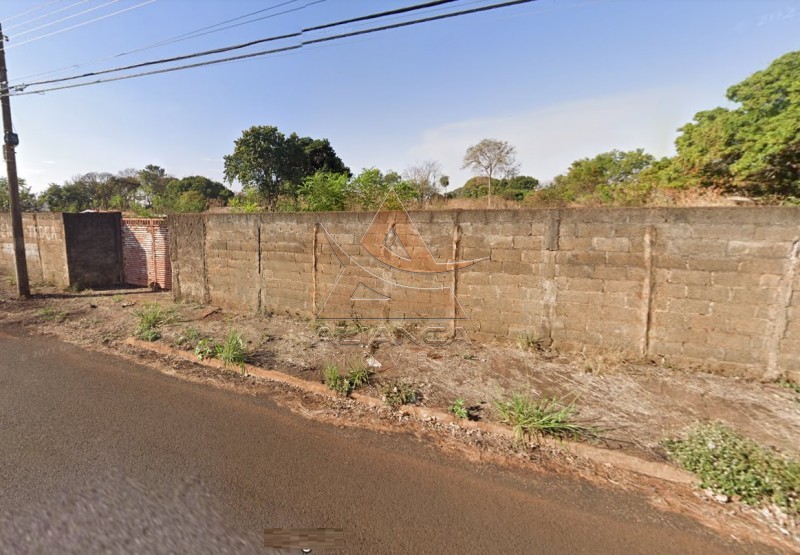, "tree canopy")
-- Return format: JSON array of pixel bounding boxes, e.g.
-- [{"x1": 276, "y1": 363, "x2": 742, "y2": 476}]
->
[
  {"x1": 223, "y1": 125, "x2": 349, "y2": 211},
  {"x1": 0, "y1": 178, "x2": 41, "y2": 212},
  {"x1": 534, "y1": 149, "x2": 656, "y2": 205},
  {"x1": 297, "y1": 168, "x2": 418, "y2": 212},
  {"x1": 669, "y1": 50, "x2": 800, "y2": 197}
]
